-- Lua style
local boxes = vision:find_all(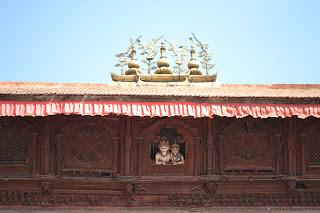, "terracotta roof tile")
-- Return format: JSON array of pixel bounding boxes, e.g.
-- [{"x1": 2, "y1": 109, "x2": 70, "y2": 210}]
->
[{"x1": 0, "y1": 82, "x2": 319, "y2": 98}]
